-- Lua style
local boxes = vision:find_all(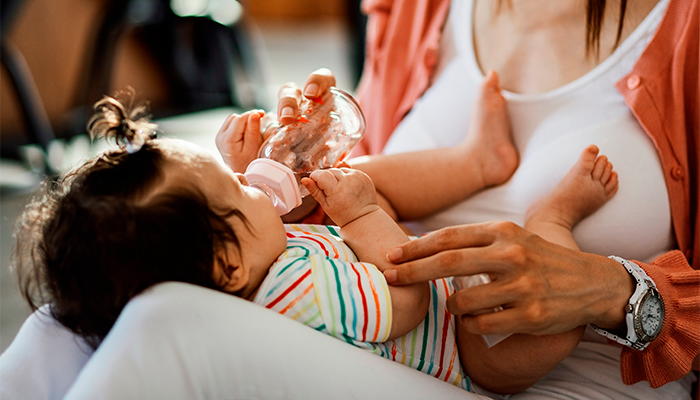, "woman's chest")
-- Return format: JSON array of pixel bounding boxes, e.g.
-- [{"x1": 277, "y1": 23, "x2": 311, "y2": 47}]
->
[
  {"x1": 471, "y1": 0, "x2": 661, "y2": 94},
  {"x1": 388, "y1": 57, "x2": 674, "y2": 262}
]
